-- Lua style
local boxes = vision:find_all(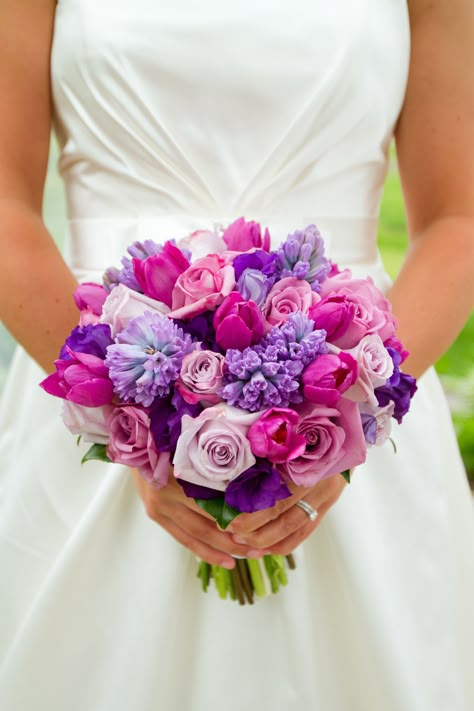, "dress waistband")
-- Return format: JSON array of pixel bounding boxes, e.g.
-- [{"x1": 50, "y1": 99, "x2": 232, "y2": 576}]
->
[{"x1": 64, "y1": 214, "x2": 381, "y2": 280}]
